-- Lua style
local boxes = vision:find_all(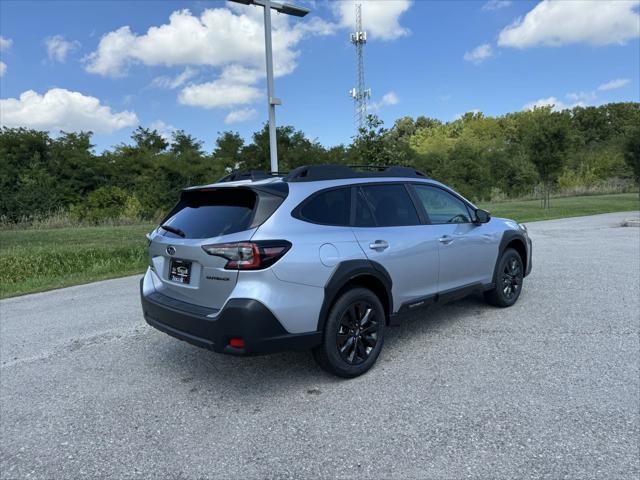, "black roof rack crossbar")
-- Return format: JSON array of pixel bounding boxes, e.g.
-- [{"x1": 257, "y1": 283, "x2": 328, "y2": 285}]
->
[
  {"x1": 217, "y1": 170, "x2": 285, "y2": 183},
  {"x1": 284, "y1": 164, "x2": 428, "y2": 182}
]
